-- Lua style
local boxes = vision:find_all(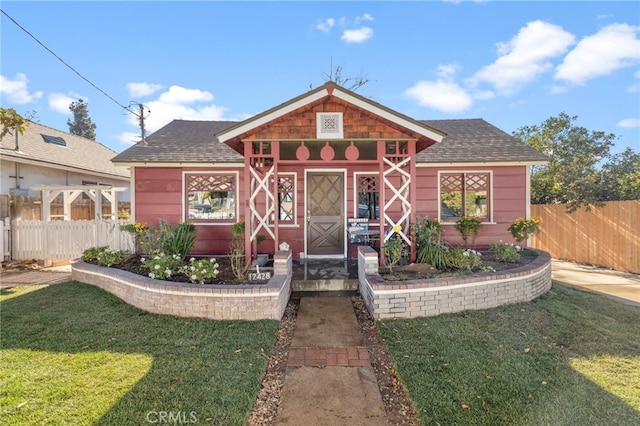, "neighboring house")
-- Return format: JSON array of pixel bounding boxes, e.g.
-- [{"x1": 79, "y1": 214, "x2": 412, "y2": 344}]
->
[
  {"x1": 112, "y1": 82, "x2": 548, "y2": 259},
  {"x1": 1, "y1": 120, "x2": 131, "y2": 220}
]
